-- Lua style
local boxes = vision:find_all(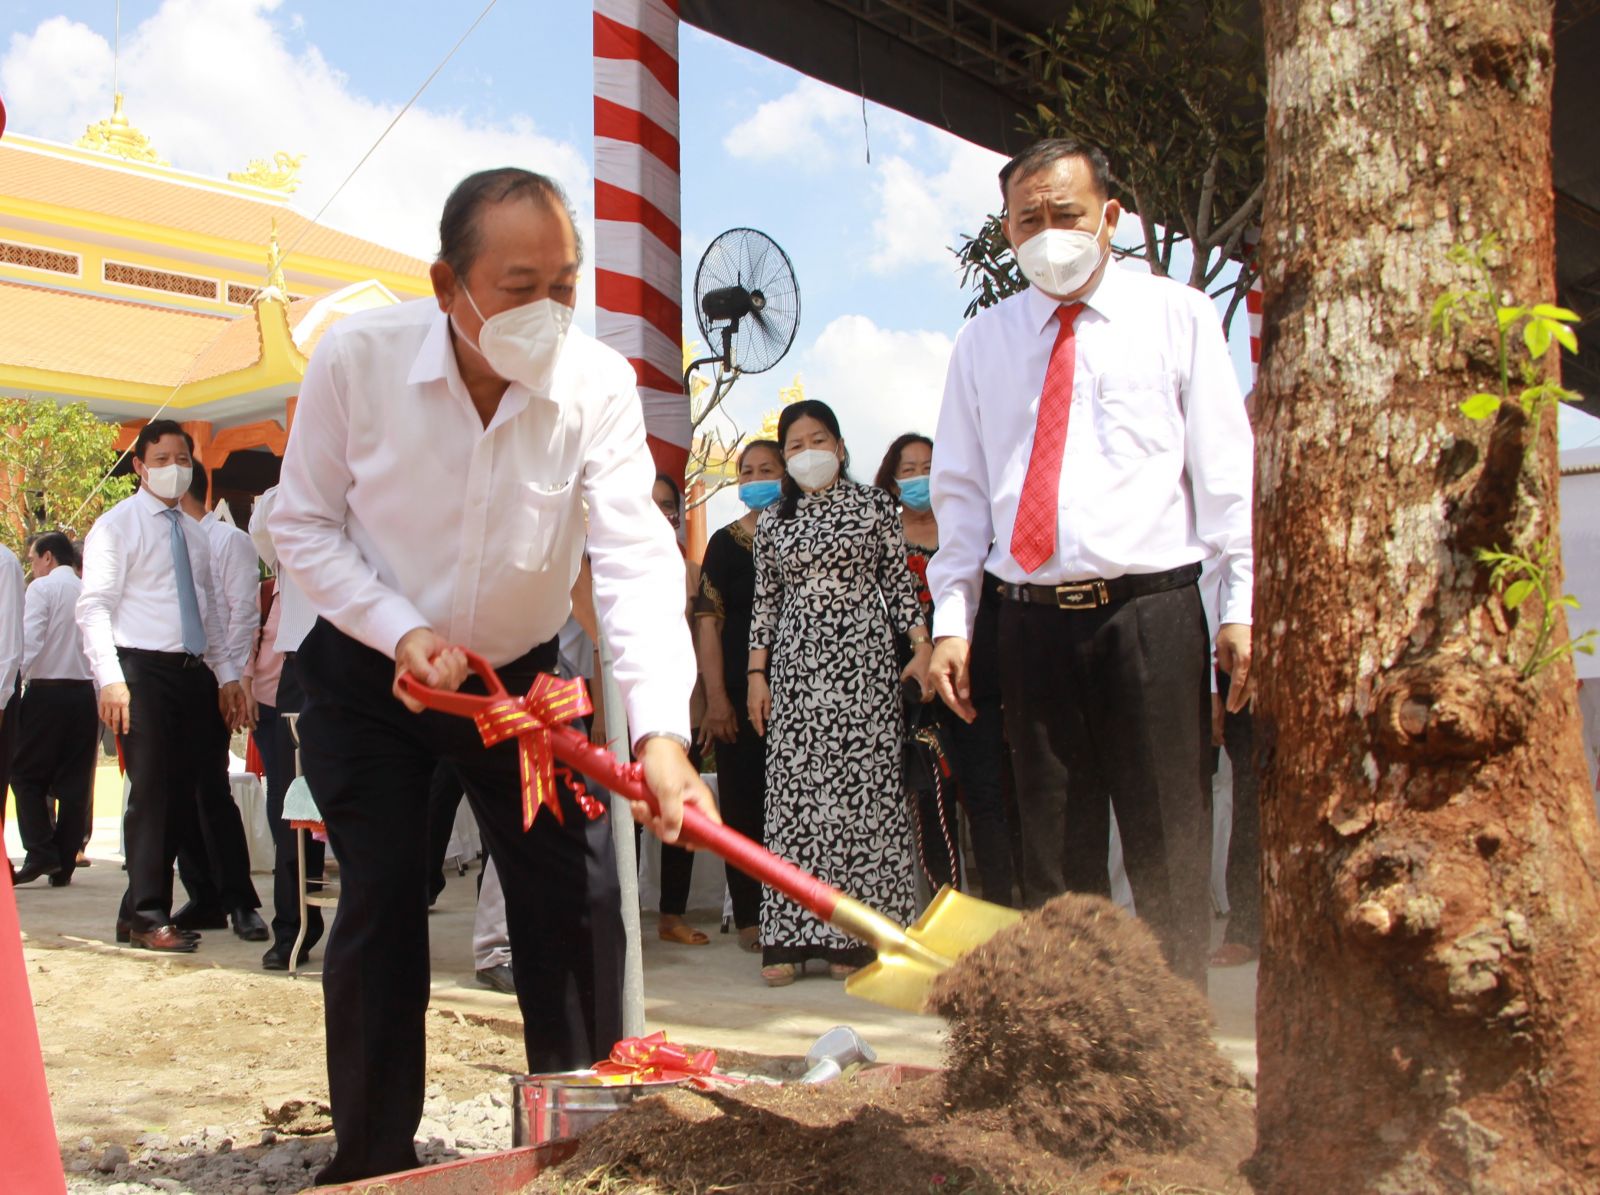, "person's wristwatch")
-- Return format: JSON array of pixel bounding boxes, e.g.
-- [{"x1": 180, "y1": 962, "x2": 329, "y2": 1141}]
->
[{"x1": 633, "y1": 731, "x2": 692, "y2": 756}]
